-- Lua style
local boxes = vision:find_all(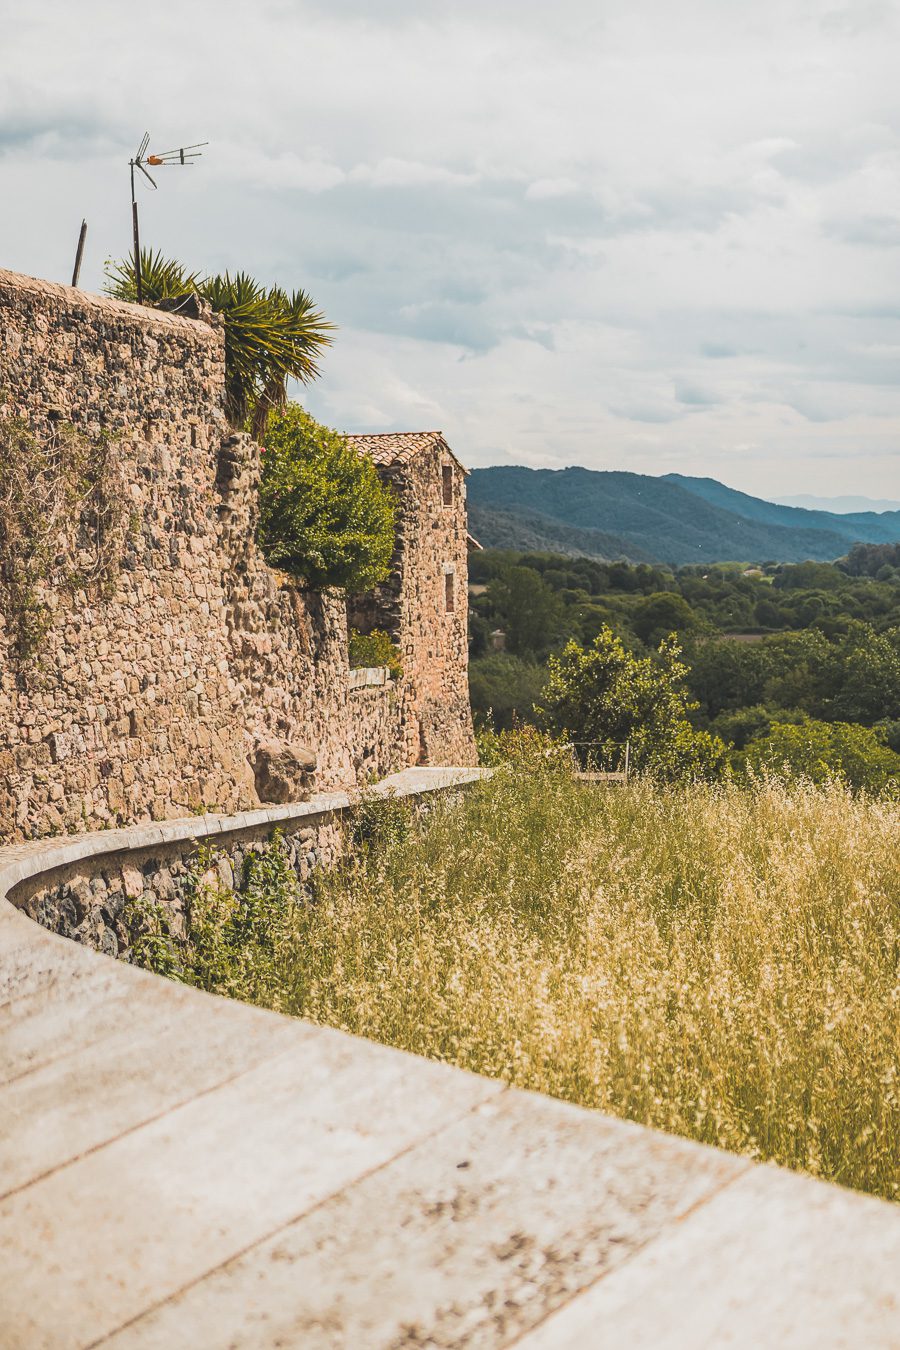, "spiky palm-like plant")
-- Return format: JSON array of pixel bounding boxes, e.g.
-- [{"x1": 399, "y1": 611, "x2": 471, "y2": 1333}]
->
[
  {"x1": 105, "y1": 253, "x2": 334, "y2": 429},
  {"x1": 104, "y1": 249, "x2": 202, "y2": 306}
]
